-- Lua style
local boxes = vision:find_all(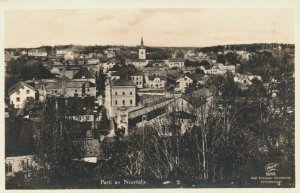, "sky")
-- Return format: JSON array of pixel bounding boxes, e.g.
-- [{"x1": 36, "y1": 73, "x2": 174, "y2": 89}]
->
[{"x1": 5, "y1": 9, "x2": 295, "y2": 48}]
